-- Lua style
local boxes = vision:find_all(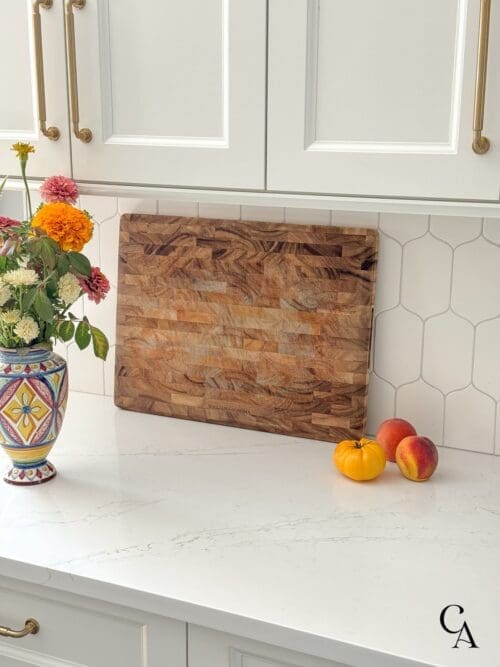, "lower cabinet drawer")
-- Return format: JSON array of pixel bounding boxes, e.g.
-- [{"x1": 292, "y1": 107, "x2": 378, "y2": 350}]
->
[
  {"x1": 188, "y1": 626, "x2": 349, "y2": 667},
  {"x1": 0, "y1": 581, "x2": 186, "y2": 667}
]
